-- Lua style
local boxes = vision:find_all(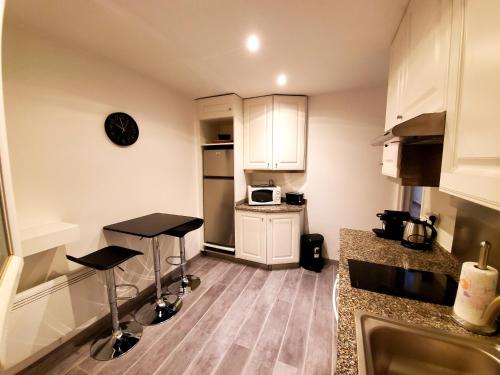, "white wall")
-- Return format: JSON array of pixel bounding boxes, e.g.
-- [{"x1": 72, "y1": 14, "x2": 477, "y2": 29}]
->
[
  {"x1": 0, "y1": 0, "x2": 24, "y2": 370},
  {"x1": 3, "y1": 25, "x2": 200, "y2": 263},
  {"x1": 249, "y1": 88, "x2": 399, "y2": 259},
  {"x1": 2, "y1": 23, "x2": 201, "y2": 370}
]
